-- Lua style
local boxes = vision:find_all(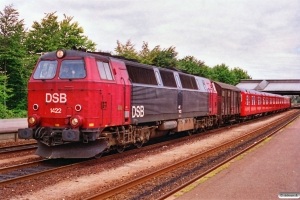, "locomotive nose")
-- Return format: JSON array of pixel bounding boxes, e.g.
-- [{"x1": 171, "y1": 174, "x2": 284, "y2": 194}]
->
[{"x1": 35, "y1": 139, "x2": 108, "y2": 158}]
